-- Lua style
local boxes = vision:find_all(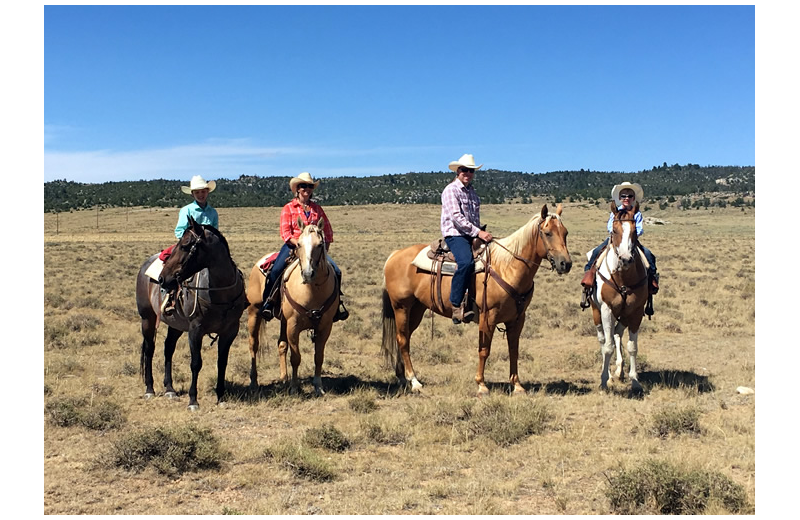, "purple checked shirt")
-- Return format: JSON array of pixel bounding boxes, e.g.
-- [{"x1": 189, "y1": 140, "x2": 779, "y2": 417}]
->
[{"x1": 441, "y1": 178, "x2": 481, "y2": 238}]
